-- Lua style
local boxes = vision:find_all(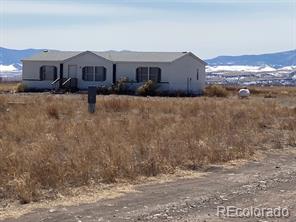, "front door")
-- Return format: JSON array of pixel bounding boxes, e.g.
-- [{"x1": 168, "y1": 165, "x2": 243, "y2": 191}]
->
[{"x1": 68, "y1": 65, "x2": 77, "y2": 78}]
